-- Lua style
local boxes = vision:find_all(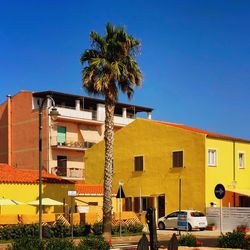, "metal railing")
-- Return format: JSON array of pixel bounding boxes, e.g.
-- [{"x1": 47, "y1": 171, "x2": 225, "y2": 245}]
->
[
  {"x1": 53, "y1": 140, "x2": 95, "y2": 149},
  {"x1": 51, "y1": 166, "x2": 83, "y2": 179}
]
